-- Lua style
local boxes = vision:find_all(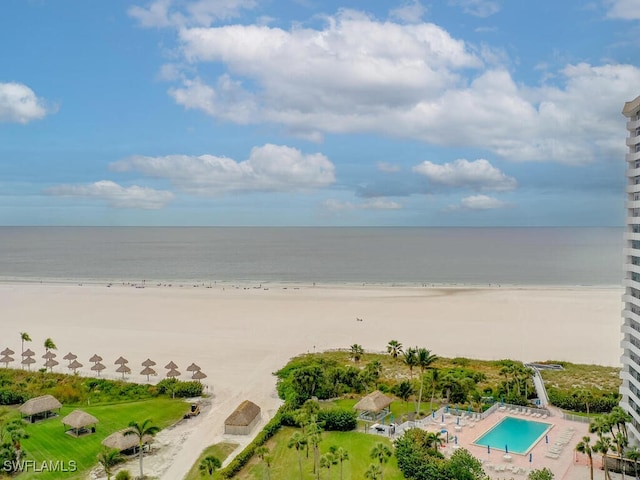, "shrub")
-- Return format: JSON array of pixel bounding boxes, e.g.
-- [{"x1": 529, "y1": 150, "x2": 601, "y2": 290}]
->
[
  {"x1": 317, "y1": 408, "x2": 357, "y2": 431},
  {"x1": 0, "y1": 388, "x2": 29, "y2": 405},
  {"x1": 115, "y1": 470, "x2": 132, "y2": 480}
]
